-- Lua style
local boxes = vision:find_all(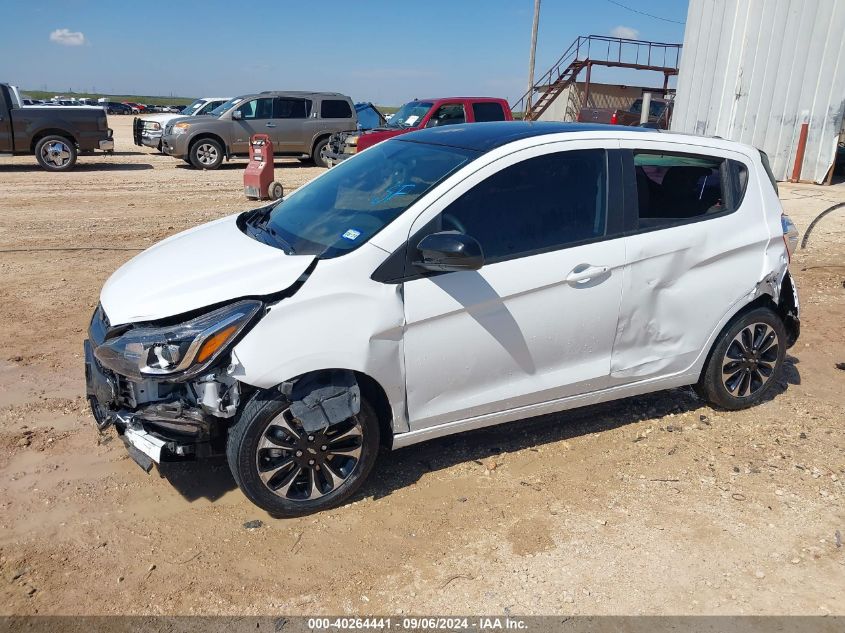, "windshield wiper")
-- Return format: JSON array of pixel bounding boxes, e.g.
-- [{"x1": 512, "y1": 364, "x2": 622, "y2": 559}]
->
[{"x1": 244, "y1": 206, "x2": 296, "y2": 255}]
